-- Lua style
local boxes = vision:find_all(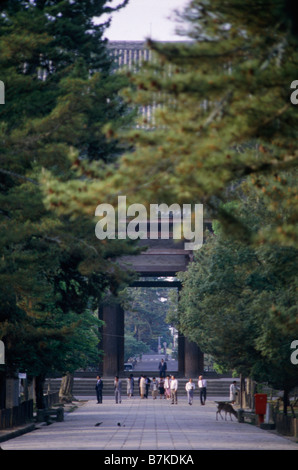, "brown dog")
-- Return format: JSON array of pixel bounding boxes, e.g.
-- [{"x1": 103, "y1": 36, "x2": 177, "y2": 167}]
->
[{"x1": 216, "y1": 401, "x2": 238, "y2": 421}]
